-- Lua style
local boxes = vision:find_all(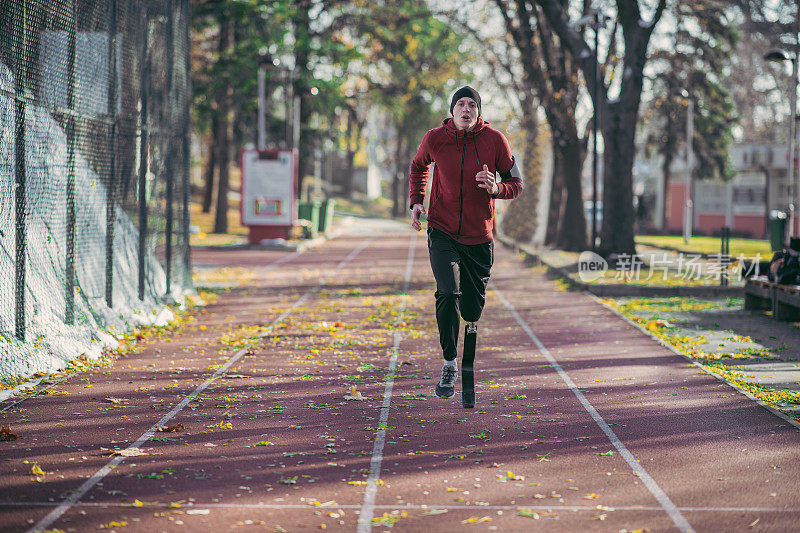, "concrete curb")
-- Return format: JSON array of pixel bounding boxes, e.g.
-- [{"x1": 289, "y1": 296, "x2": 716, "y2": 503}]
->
[
  {"x1": 495, "y1": 234, "x2": 743, "y2": 298},
  {"x1": 590, "y1": 292, "x2": 800, "y2": 433},
  {"x1": 192, "y1": 235, "x2": 327, "y2": 253},
  {"x1": 192, "y1": 210, "x2": 360, "y2": 253},
  {"x1": 0, "y1": 377, "x2": 47, "y2": 407}
]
